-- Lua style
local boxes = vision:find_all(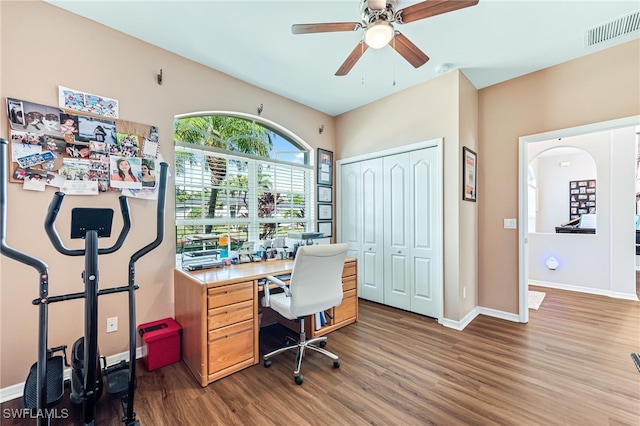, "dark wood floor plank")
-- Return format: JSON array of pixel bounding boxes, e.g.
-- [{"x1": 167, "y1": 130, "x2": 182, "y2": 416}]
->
[{"x1": 2, "y1": 284, "x2": 639, "y2": 425}]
